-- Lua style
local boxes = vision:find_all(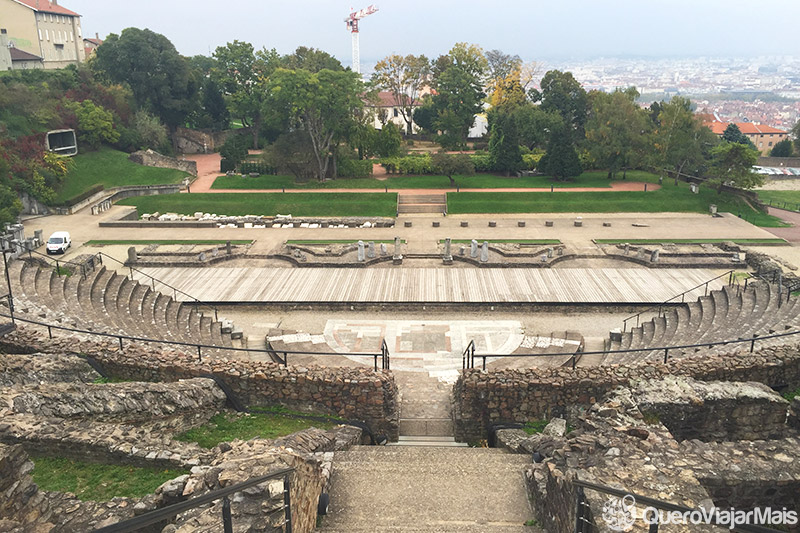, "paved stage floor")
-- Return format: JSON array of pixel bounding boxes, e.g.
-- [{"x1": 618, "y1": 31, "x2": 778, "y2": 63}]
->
[{"x1": 135, "y1": 266, "x2": 728, "y2": 304}]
